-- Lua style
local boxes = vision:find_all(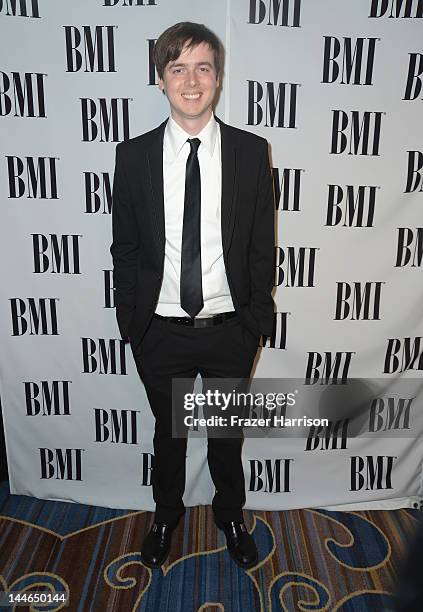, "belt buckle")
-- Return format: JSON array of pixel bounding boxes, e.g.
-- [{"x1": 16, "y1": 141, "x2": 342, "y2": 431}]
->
[{"x1": 193, "y1": 317, "x2": 212, "y2": 328}]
